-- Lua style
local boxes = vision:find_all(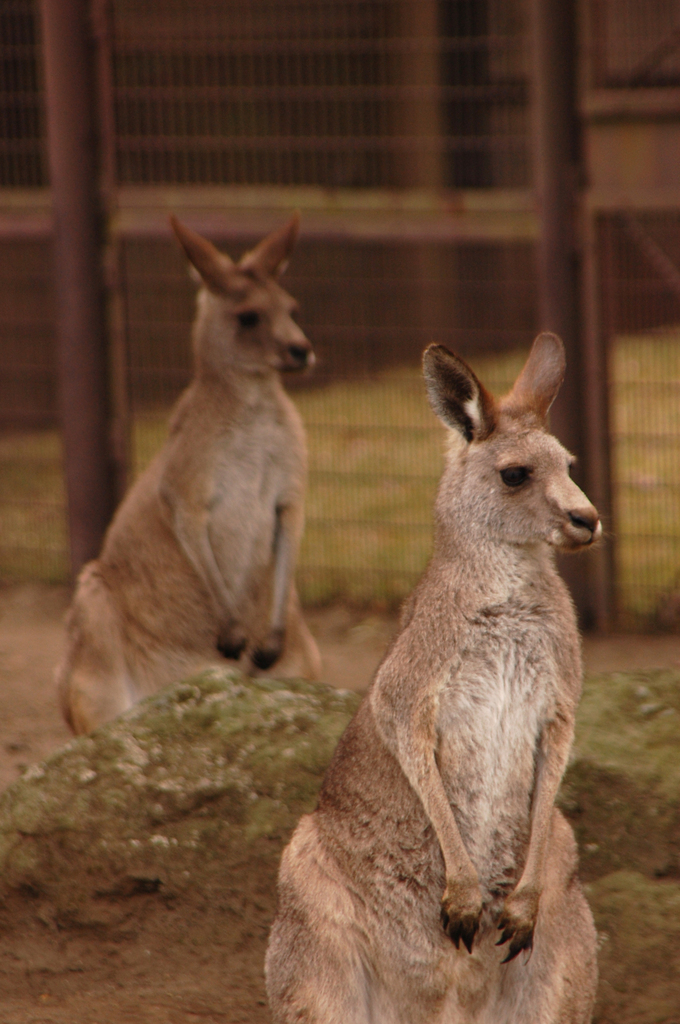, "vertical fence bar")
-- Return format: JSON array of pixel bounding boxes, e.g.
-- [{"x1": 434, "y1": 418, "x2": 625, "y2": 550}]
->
[
  {"x1": 581, "y1": 209, "x2": 615, "y2": 629},
  {"x1": 530, "y1": 0, "x2": 581, "y2": 451},
  {"x1": 530, "y1": 0, "x2": 595, "y2": 625},
  {"x1": 39, "y1": 0, "x2": 117, "y2": 577},
  {"x1": 398, "y1": 0, "x2": 444, "y2": 190},
  {"x1": 93, "y1": 0, "x2": 131, "y2": 502}
]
